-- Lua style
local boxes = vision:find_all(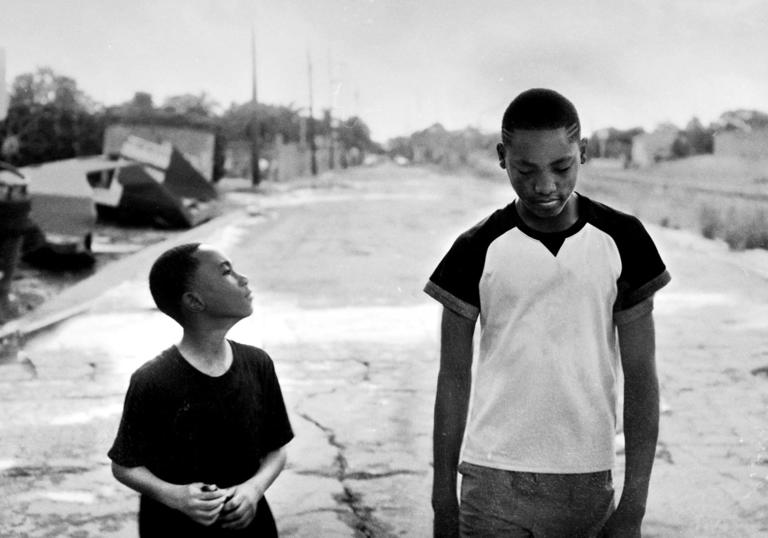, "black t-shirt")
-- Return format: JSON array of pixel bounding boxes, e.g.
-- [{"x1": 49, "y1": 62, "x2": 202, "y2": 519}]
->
[{"x1": 108, "y1": 341, "x2": 294, "y2": 537}]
